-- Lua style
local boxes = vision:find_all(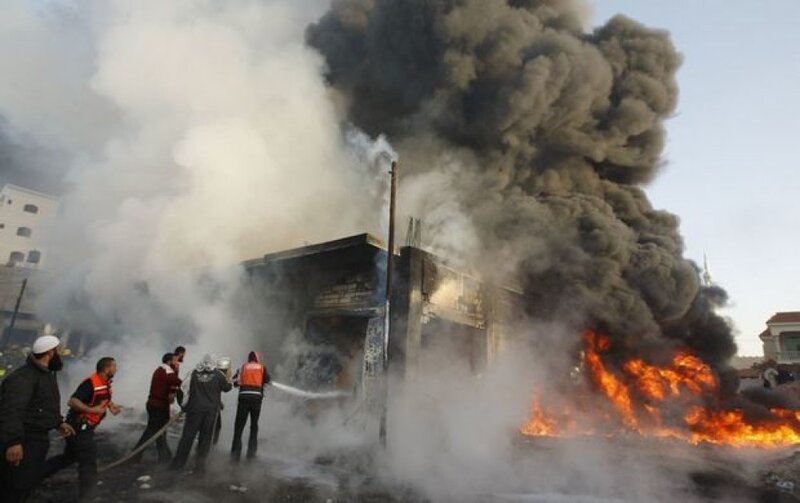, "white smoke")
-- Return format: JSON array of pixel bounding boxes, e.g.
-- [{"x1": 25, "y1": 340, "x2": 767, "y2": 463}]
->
[
  {"x1": 0, "y1": 0, "x2": 392, "y2": 406},
  {"x1": 0, "y1": 3, "x2": 783, "y2": 502}
]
